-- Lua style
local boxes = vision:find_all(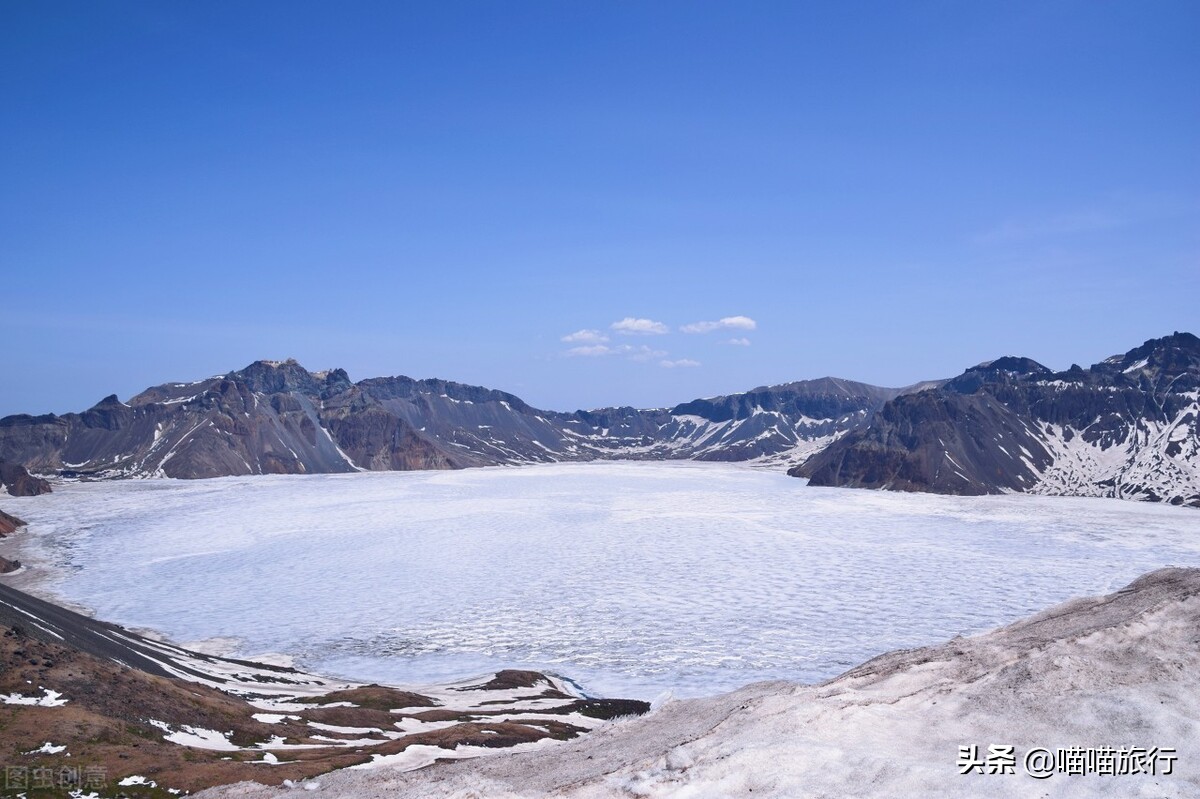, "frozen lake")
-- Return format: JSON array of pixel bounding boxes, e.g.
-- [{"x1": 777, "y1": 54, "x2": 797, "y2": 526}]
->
[{"x1": 7, "y1": 462, "x2": 1200, "y2": 699}]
